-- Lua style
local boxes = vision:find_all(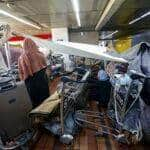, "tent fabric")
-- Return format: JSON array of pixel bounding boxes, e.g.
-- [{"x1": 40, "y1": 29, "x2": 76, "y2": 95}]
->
[
  {"x1": 109, "y1": 42, "x2": 150, "y2": 73},
  {"x1": 23, "y1": 35, "x2": 127, "y2": 63}
]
